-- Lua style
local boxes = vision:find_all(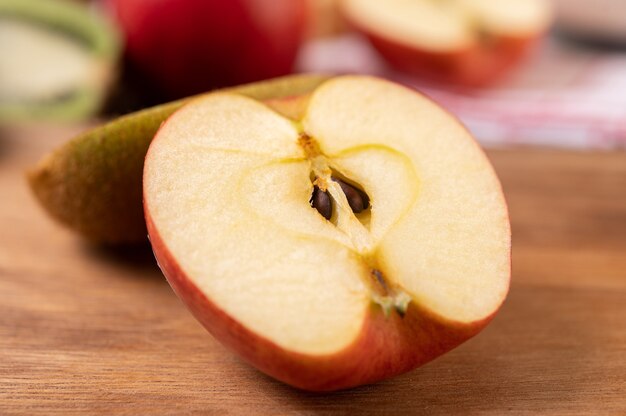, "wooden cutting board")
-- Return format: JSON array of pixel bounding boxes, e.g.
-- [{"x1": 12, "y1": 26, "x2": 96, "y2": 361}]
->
[{"x1": 1, "y1": 126, "x2": 624, "y2": 415}]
